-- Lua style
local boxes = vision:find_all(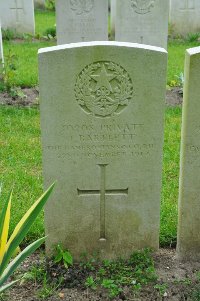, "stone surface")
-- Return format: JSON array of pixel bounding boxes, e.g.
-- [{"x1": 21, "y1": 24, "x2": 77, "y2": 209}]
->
[
  {"x1": 0, "y1": 0, "x2": 35, "y2": 34},
  {"x1": 110, "y1": 0, "x2": 116, "y2": 39},
  {"x1": 0, "y1": 23, "x2": 3, "y2": 64},
  {"x1": 177, "y1": 46, "x2": 200, "y2": 261},
  {"x1": 39, "y1": 41, "x2": 167, "y2": 260},
  {"x1": 170, "y1": 0, "x2": 200, "y2": 36},
  {"x1": 115, "y1": 0, "x2": 169, "y2": 49},
  {"x1": 56, "y1": 0, "x2": 108, "y2": 45}
]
